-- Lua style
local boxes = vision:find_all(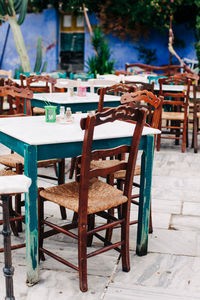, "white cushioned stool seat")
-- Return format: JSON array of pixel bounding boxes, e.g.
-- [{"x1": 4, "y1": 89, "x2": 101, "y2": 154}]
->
[{"x1": 0, "y1": 175, "x2": 31, "y2": 195}]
